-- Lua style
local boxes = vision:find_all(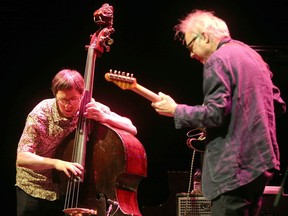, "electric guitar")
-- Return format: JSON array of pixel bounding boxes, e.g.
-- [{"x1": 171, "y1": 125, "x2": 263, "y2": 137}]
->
[{"x1": 104, "y1": 69, "x2": 206, "y2": 152}]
